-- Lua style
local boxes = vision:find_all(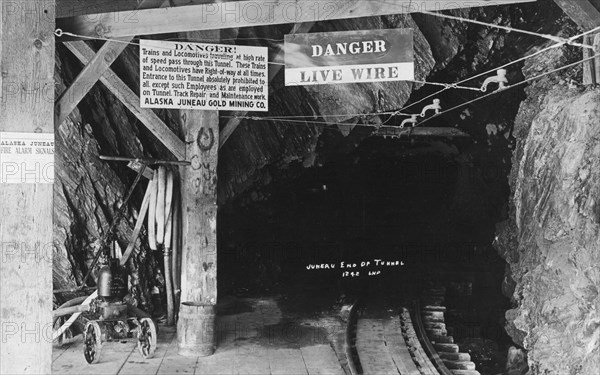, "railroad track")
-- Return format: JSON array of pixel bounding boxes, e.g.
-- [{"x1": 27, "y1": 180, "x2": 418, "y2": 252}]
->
[{"x1": 345, "y1": 287, "x2": 481, "y2": 375}]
